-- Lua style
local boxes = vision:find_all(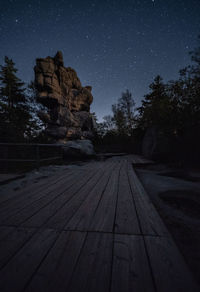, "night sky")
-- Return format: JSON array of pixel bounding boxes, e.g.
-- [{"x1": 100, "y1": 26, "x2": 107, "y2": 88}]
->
[{"x1": 0, "y1": 0, "x2": 200, "y2": 120}]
